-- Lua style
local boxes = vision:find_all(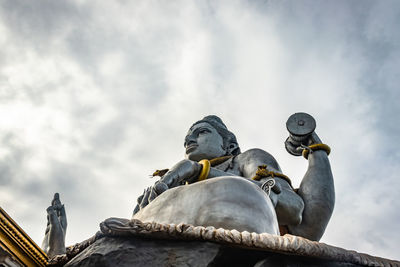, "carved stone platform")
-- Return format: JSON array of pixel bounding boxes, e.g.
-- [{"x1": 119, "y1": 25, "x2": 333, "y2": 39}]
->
[{"x1": 48, "y1": 218, "x2": 400, "y2": 267}]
